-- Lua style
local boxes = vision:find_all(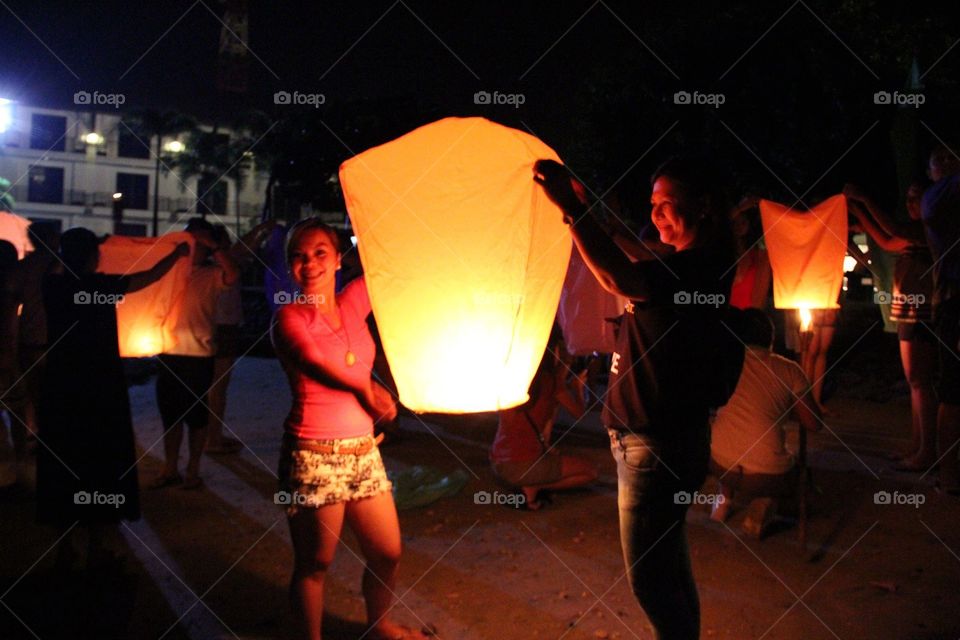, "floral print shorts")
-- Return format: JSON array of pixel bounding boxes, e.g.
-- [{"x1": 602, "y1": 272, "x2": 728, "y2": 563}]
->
[{"x1": 277, "y1": 434, "x2": 392, "y2": 516}]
